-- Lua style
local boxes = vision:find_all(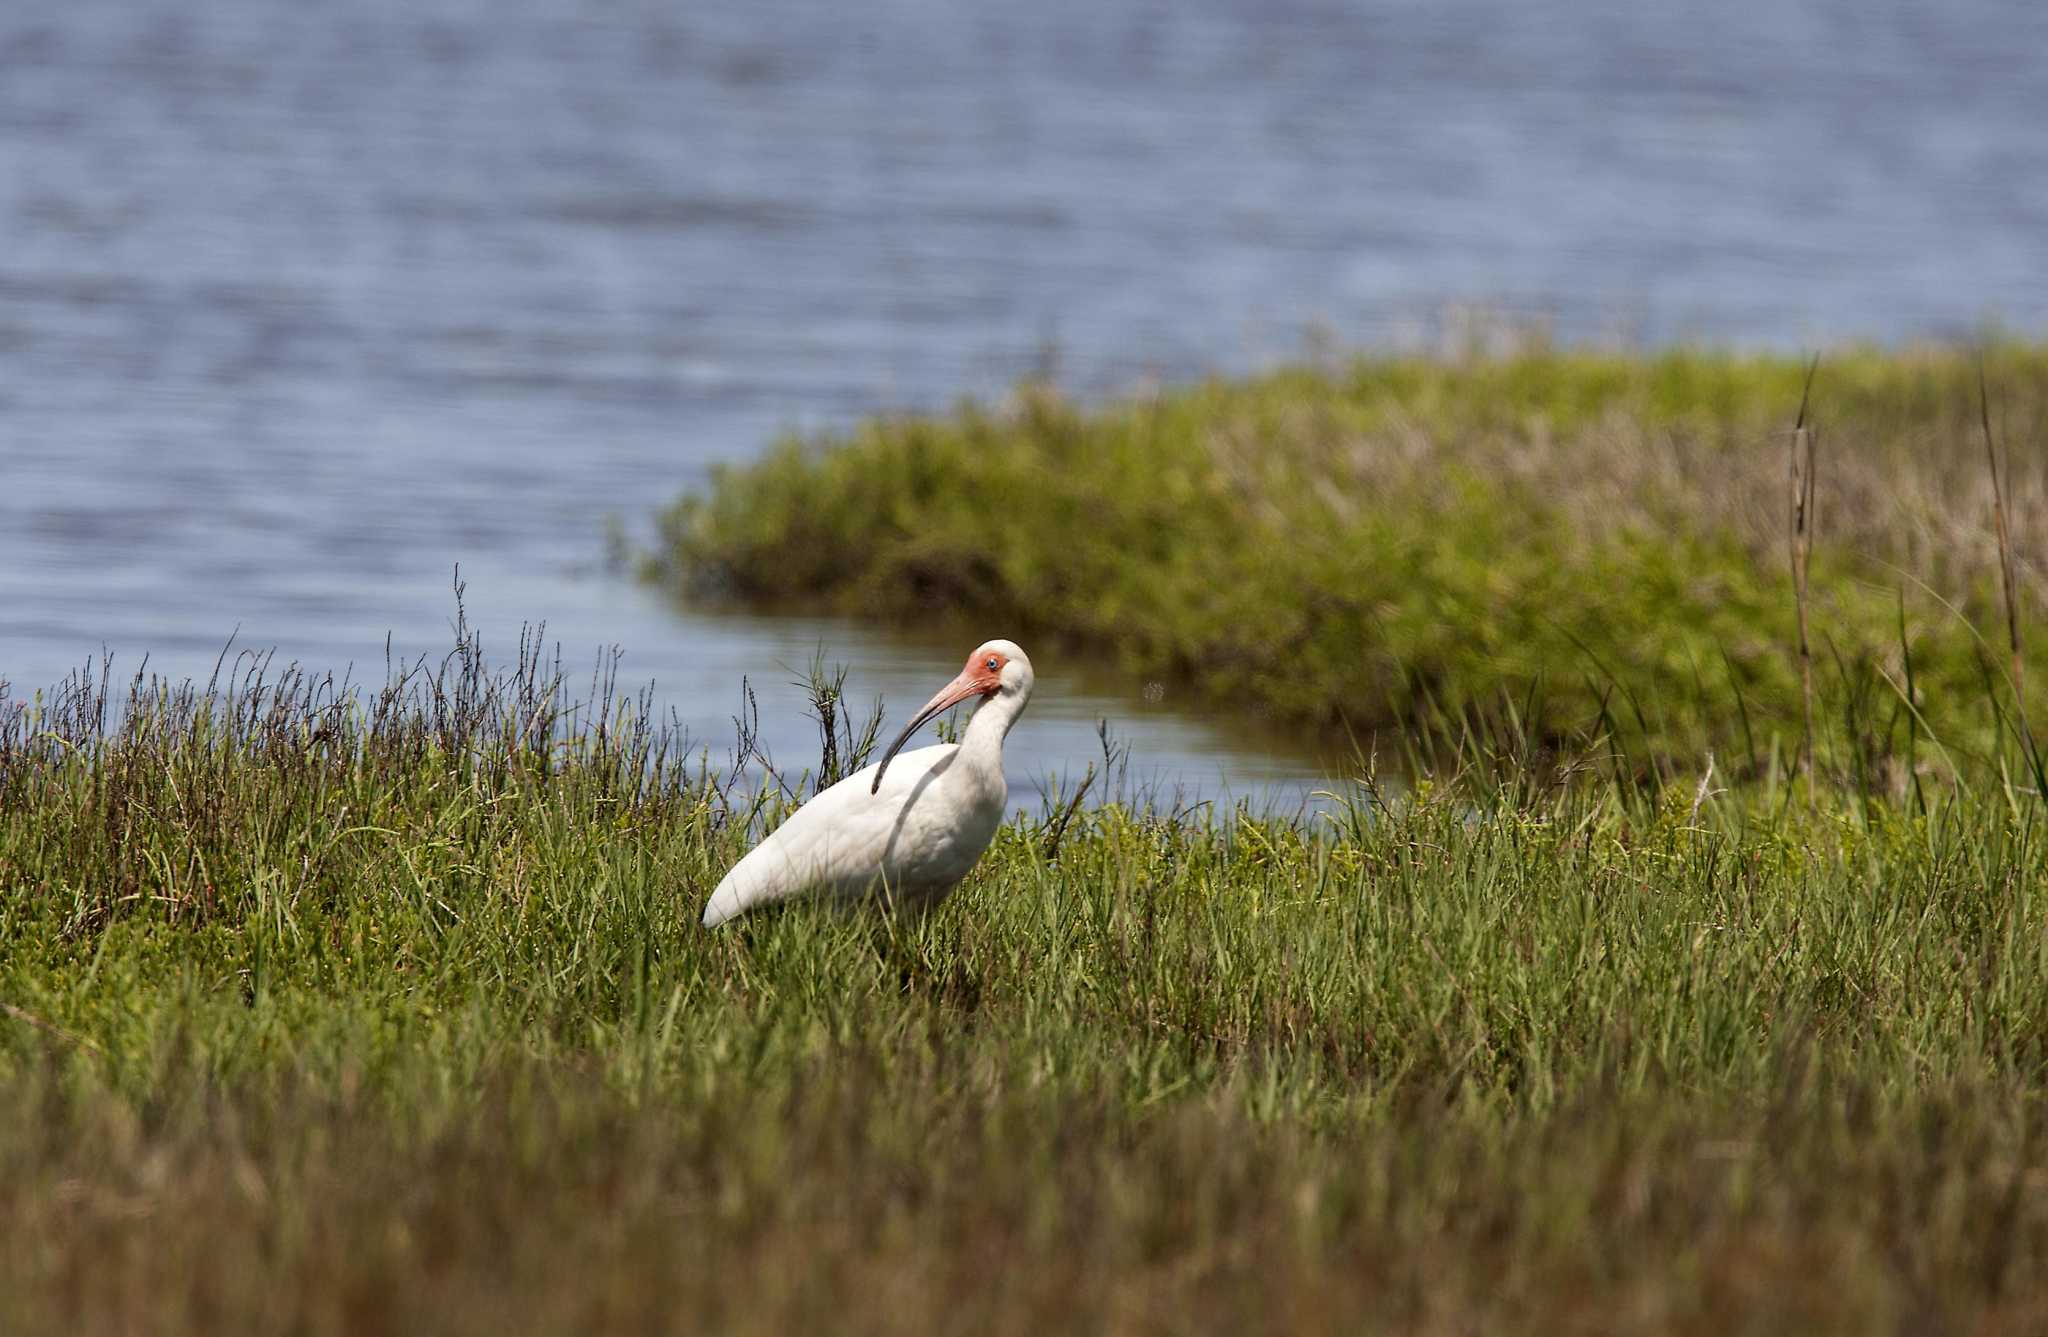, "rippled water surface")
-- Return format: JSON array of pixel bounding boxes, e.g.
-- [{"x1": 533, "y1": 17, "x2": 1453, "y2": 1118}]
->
[{"x1": 3, "y1": 0, "x2": 2044, "y2": 801}]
